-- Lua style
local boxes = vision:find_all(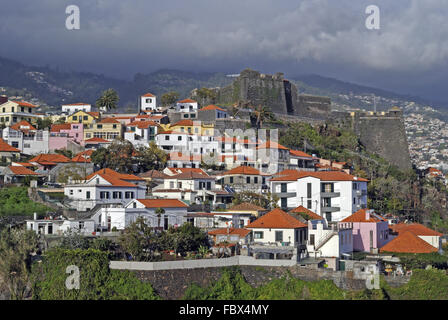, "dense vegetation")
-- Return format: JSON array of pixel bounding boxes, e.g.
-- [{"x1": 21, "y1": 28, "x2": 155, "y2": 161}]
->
[
  {"x1": 0, "y1": 187, "x2": 51, "y2": 216},
  {"x1": 183, "y1": 267, "x2": 448, "y2": 300},
  {"x1": 32, "y1": 248, "x2": 159, "y2": 300},
  {"x1": 279, "y1": 122, "x2": 448, "y2": 229}
]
